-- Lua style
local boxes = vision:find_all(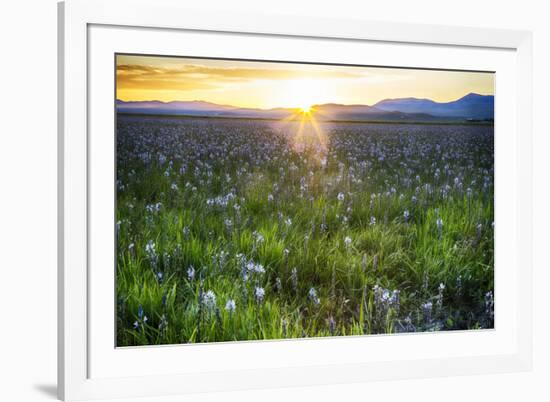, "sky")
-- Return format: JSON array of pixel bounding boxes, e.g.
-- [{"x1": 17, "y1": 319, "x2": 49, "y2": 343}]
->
[{"x1": 116, "y1": 54, "x2": 495, "y2": 110}]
